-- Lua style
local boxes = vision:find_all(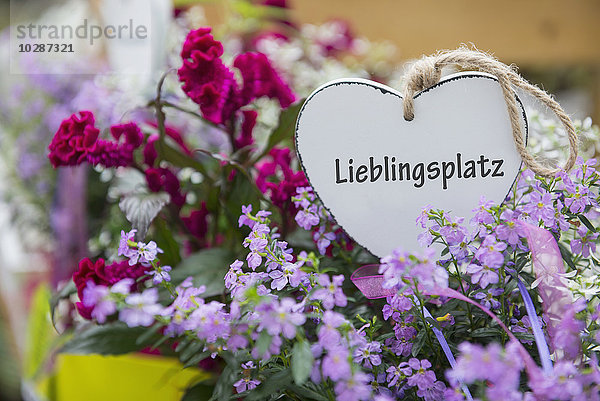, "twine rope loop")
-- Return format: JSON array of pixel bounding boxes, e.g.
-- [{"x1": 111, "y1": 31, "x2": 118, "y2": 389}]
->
[{"x1": 401, "y1": 48, "x2": 578, "y2": 176}]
